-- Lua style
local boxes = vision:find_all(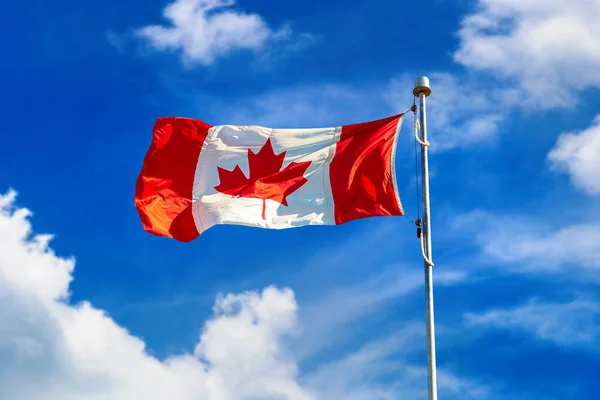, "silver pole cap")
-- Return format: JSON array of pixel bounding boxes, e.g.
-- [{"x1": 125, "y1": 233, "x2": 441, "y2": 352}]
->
[{"x1": 413, "y1": 76, "x2": 432, "y2": 97}]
